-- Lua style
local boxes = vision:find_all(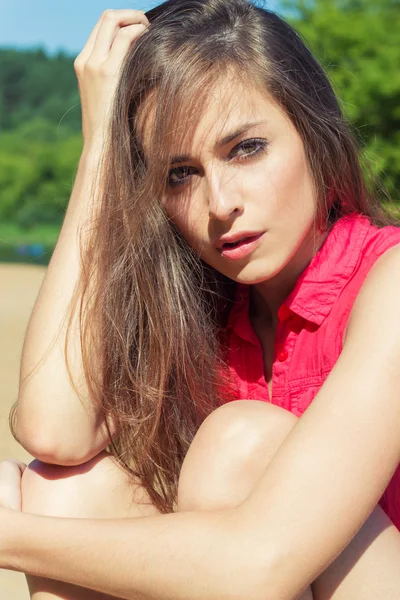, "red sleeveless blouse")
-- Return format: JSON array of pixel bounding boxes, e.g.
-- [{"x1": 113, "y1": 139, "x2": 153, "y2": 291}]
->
[{"x1": 224, "y1": 213, "x2": 400, "y2": 530}]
